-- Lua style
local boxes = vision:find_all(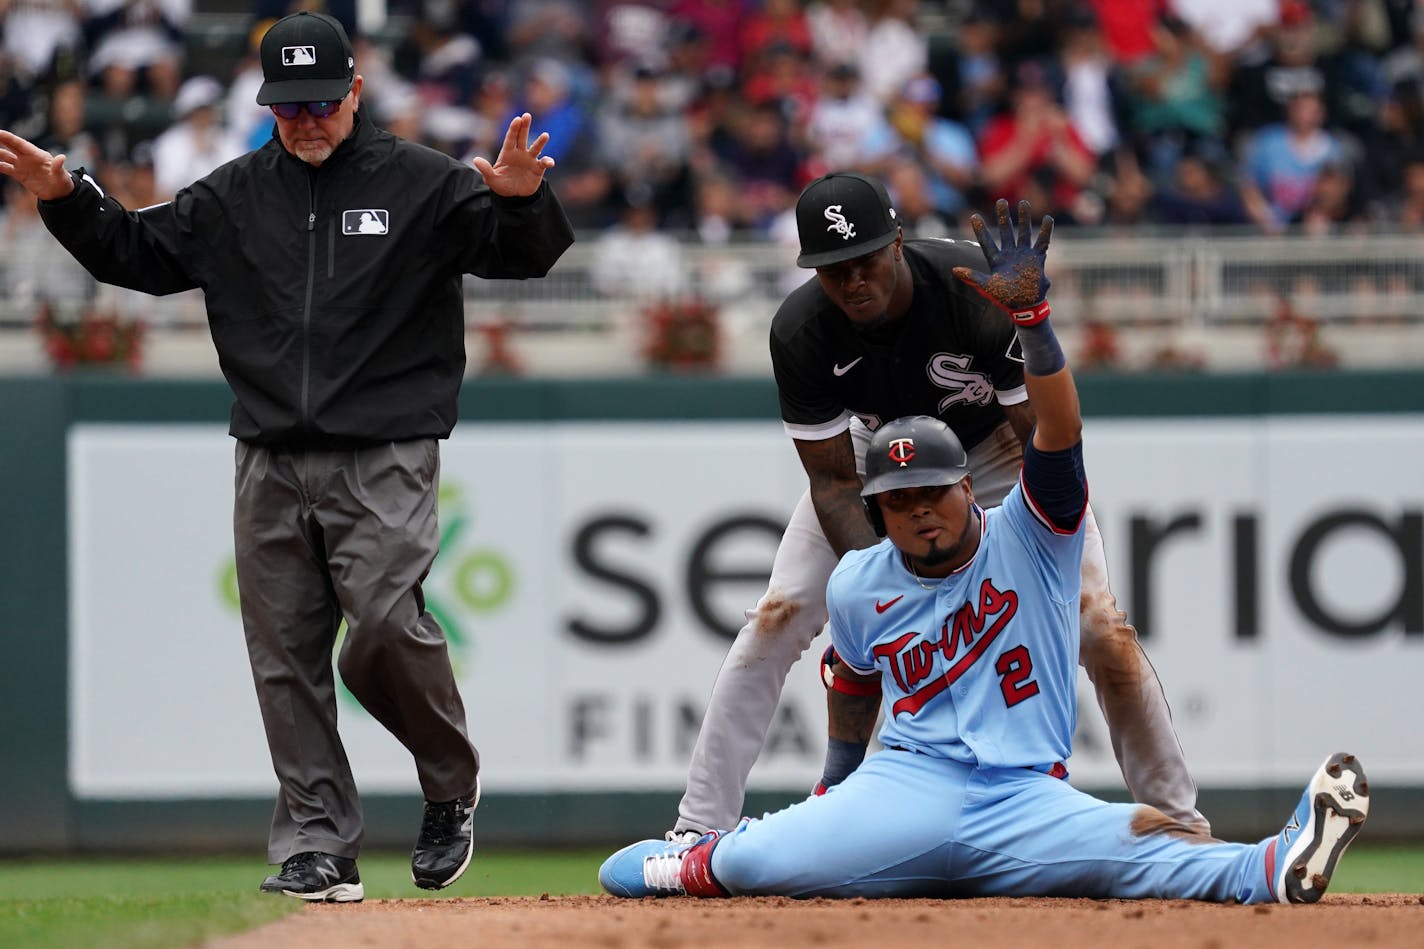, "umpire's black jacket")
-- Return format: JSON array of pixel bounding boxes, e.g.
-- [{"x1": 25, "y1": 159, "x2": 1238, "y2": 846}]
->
[{"x1": 39, "y1": 111, "x2": 574, "y2": 448}]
